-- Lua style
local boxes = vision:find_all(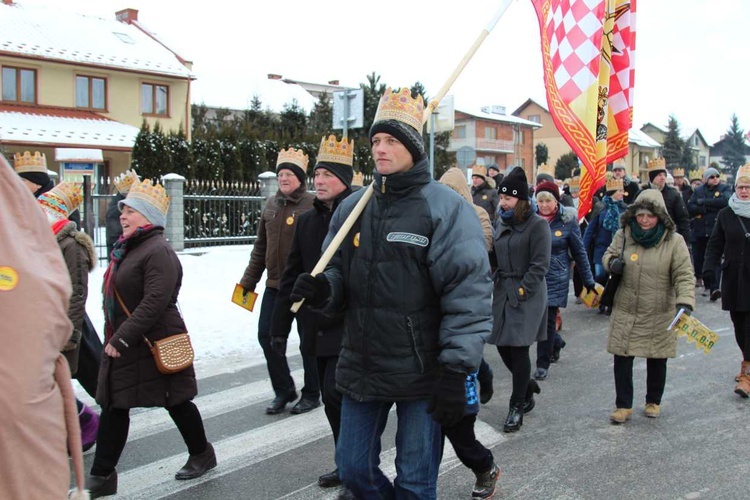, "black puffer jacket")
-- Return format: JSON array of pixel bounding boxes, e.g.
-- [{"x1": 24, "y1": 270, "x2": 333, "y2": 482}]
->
[
  {"x1": 323, "y1": 157, "x2": 493, "y2": 401},
  {"x1": 652, "y1": 184, "x2": 691, "y2": 242},
  {"x1": 688, "y1": 182, "x2": 732, "y2": 239},
  {"x1": 272, "y1": 190, "x2": 352, "y2": 357}
]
